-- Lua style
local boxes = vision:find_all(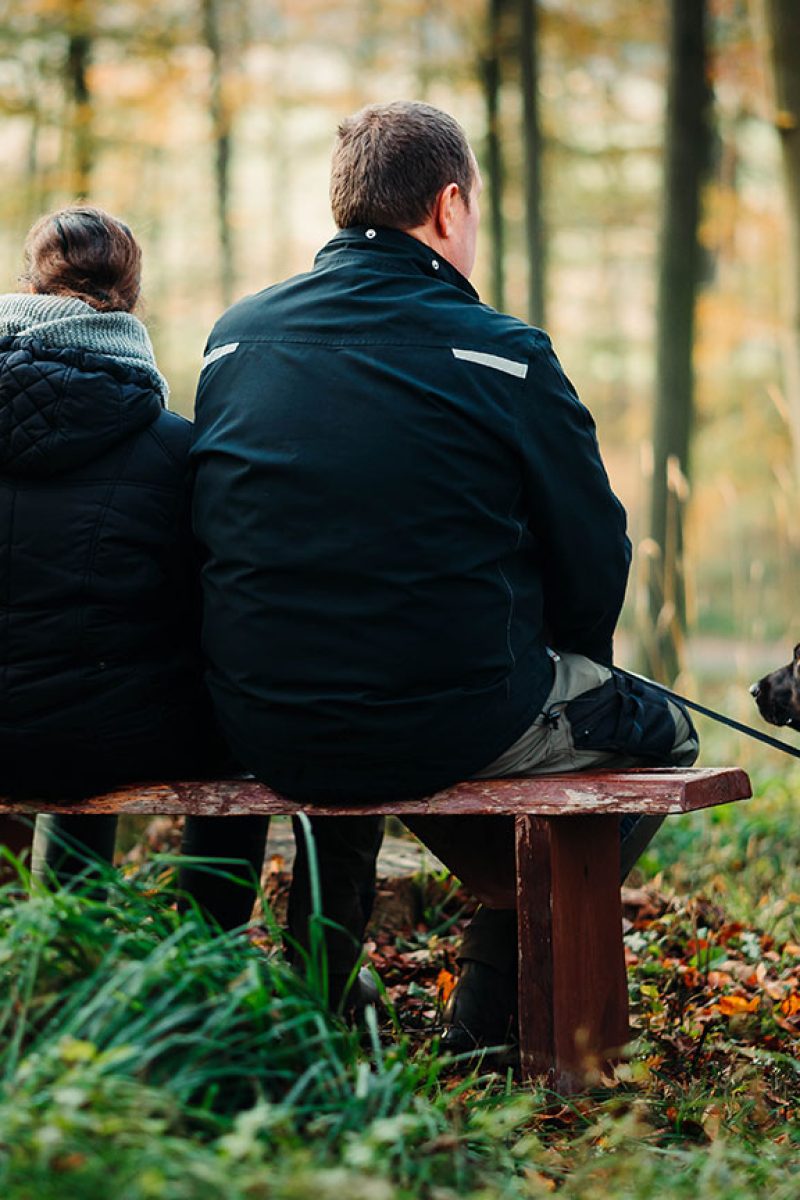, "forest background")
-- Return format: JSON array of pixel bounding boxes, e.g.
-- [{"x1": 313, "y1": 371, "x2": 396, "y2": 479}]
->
[
  {"x1": 4, "y1": 6, "x2": 800, "y2": 1197},
  {"x1": 0, "y1": 0, "x2": 798, "y2": 779}
]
